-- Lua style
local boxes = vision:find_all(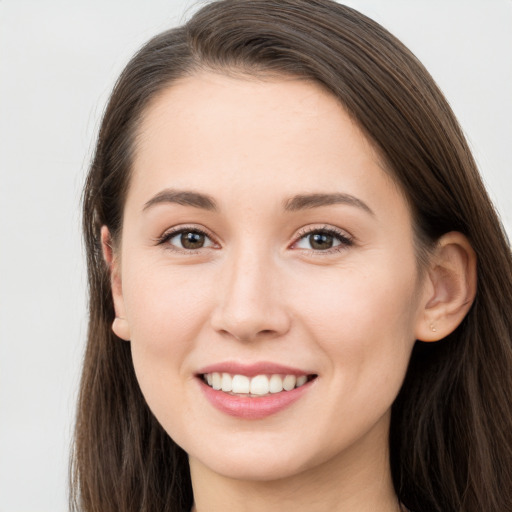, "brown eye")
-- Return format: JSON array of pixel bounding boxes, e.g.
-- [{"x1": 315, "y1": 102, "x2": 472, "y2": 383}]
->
[
  {"x1": 163, "y1": 228, "x2": 215, "y2": 251},
  {"x1": 294, "y1": 228, "x2": 352, "y2": 252},
  {"x1": 309, "y1": 232, "x2": 334, "y2": 250},
  {"x1": 181, "y1": 231, "x2": 206, "y2": 249}
]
